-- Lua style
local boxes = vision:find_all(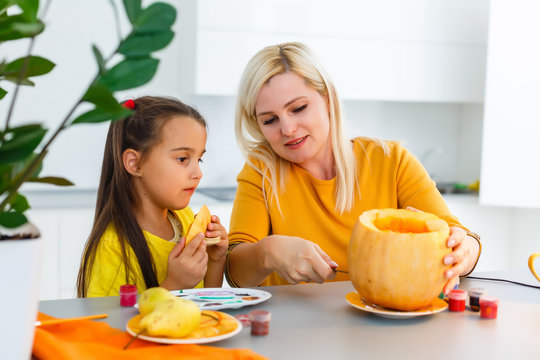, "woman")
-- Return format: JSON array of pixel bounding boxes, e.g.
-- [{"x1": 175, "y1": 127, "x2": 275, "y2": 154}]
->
[{"x1": 226, "y1": 42, "x2": 480, "y2": 294}]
